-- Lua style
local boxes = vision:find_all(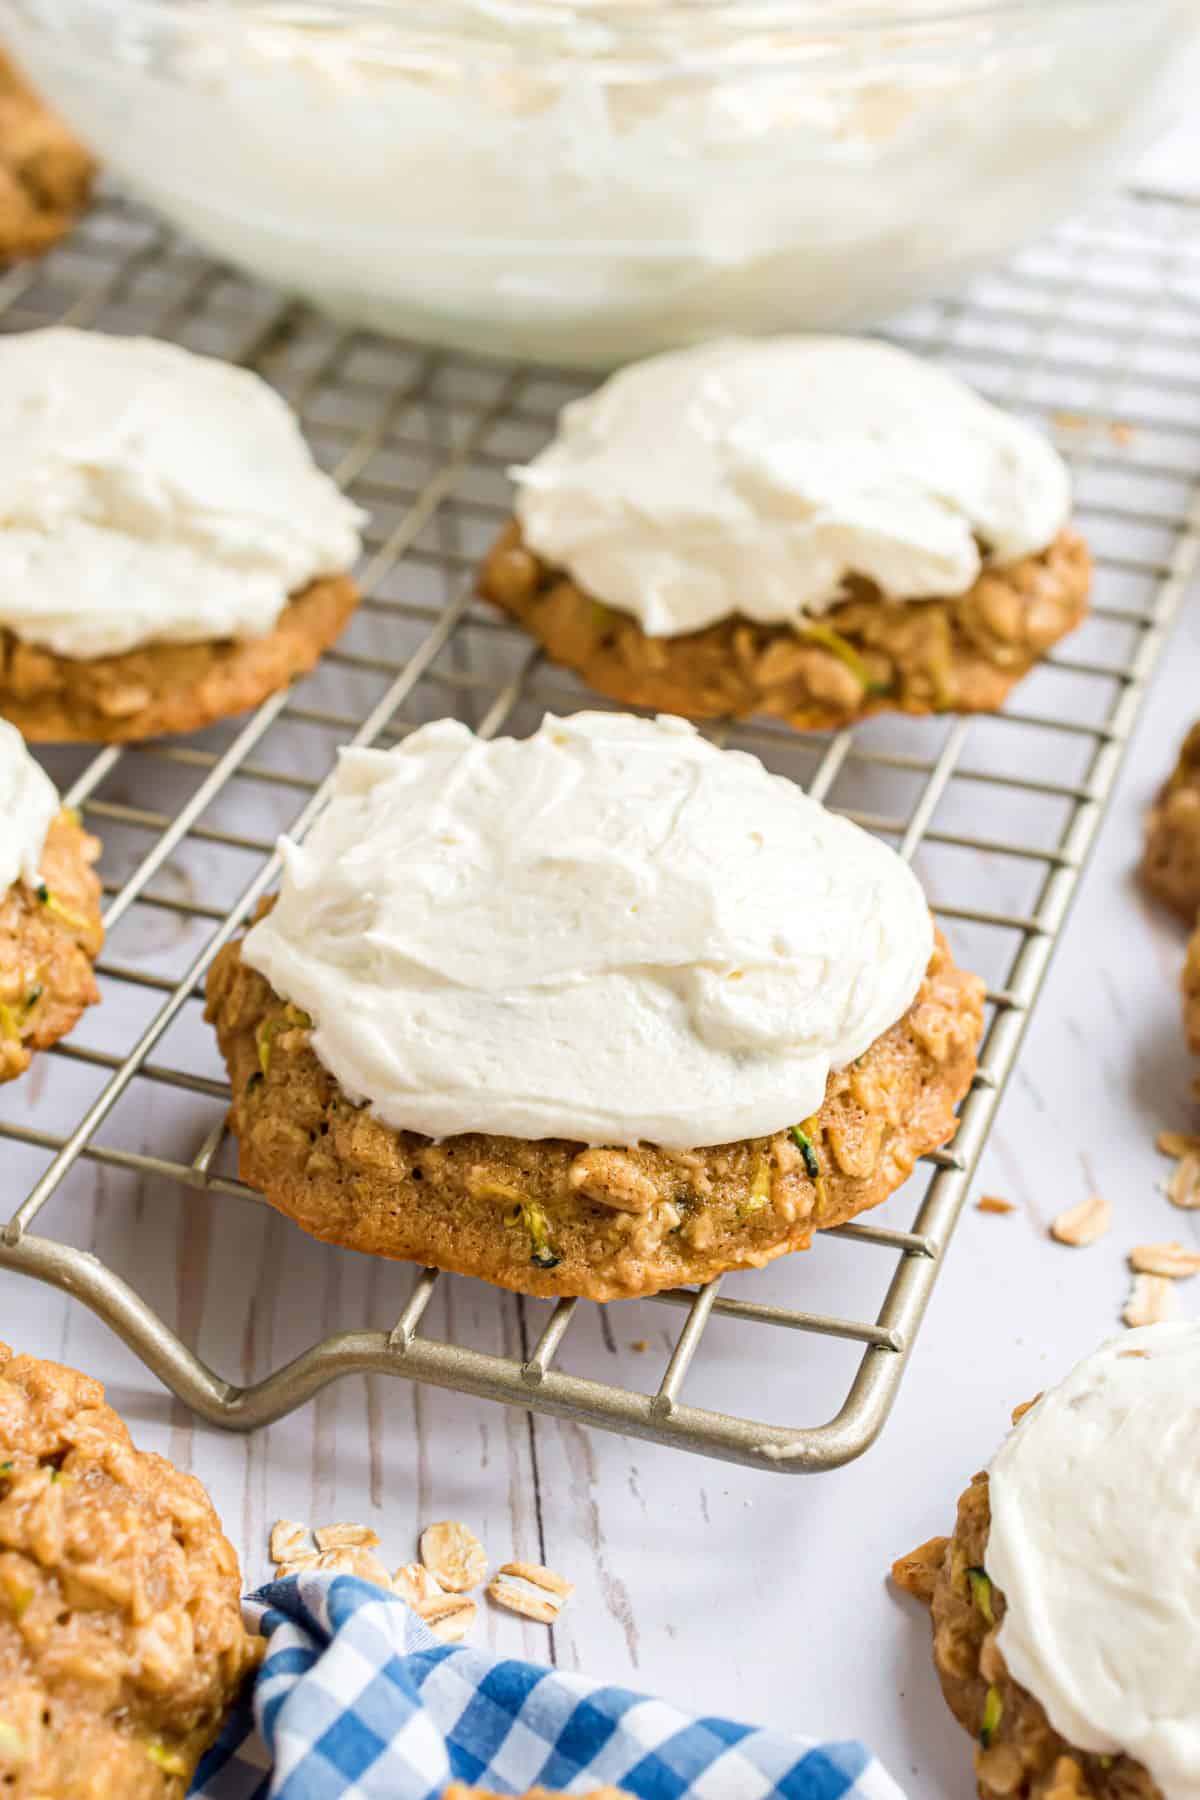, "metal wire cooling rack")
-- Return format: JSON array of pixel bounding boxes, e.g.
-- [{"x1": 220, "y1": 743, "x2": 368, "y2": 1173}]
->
[{"x1": 0, "y1": 185, "x2": 1196, "y2": 1473}]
